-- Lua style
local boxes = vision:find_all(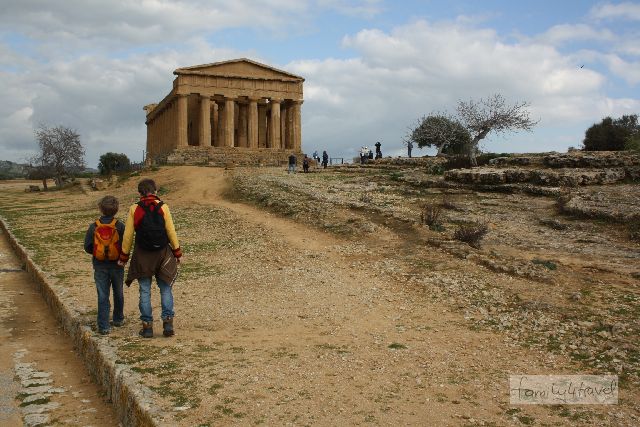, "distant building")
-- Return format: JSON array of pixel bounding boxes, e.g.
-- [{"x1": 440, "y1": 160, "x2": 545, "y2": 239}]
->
[{"x1": 144, "y1": 58, "x2": 304, "y2": 166}]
